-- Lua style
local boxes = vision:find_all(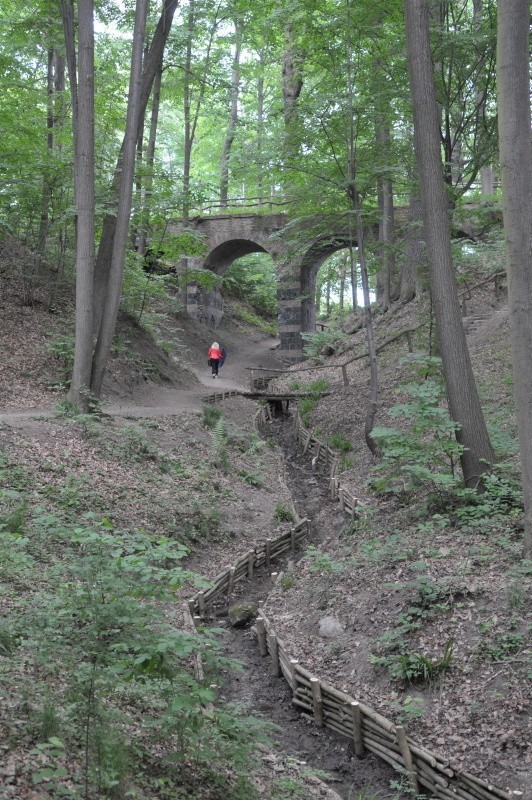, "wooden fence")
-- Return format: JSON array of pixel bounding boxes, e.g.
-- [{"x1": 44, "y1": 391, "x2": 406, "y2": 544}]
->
[
  {"x1": 182, "y1": 516, "x2": 522, "y2": 800},
  {"x1": 182, "y1": 408, "x2": 523, "y2": 800},
  {"x1": 203, "y1": 389, "x2": 240, "y2": 404},
  {"x1": 292, "y1": 410, "x2": 359, "y2": 520},
  {"x1": 186, "y1": 518, "x2": 311, "y2": 618},
  {"x1": 254, "y1": 612, "x2": 522, "y2": 800}
]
